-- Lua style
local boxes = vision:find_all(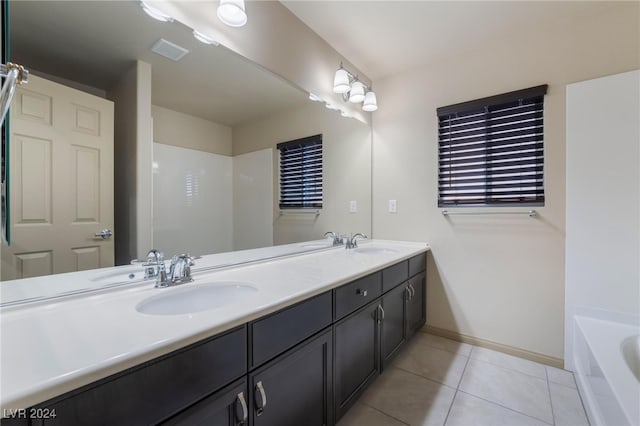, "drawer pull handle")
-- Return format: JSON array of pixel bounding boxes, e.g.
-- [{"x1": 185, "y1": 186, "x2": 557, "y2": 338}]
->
[
  {"x1": 409, "y1": 283, "x2": 416, "y2": 299},
  {"x1": 235, "y1": 391, "x2": 248, "y2": 425},
  {"x1": 356, "y1": 289, "x2": 368, "y2": 297},
  {"x1": 406, "y1": 286, "x2": 412, "y2": 301},
  {"x1": 378, "y1": 304, "x2": 385, "y2": 322},
  {"x1": 255, "y1": 380, "x2": 267, "y2": 416}
]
